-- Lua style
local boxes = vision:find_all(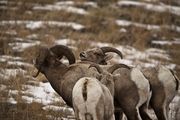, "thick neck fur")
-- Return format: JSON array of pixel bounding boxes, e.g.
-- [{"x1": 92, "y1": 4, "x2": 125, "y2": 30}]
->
[{"x1": 42, "y1": 60, "x2": 68, "y2": 97}]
